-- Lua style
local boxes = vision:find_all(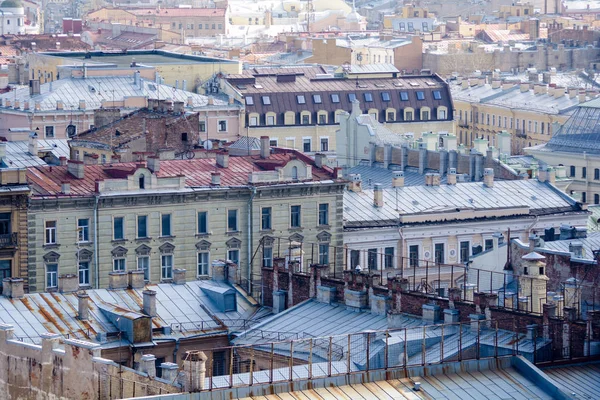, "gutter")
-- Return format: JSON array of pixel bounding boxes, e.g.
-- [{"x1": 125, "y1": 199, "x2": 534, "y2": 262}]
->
[
  {"x1": 247, "y1": 187, "x2": 257, "y2": 294},
  {"x1": 94, "y1": 194, "x2": 100, "y2": 289}
]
